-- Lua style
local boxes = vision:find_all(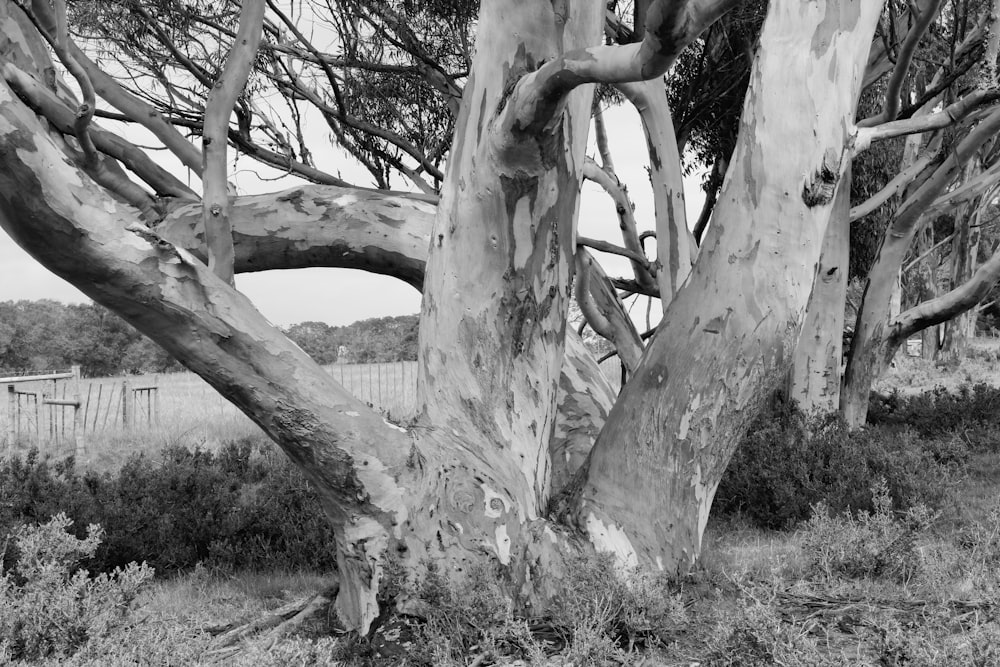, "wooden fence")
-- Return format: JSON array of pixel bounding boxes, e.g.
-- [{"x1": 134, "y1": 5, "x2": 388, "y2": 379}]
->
[{"x1": 3, "y1": 367, "x2": 159, "y2": 458}]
